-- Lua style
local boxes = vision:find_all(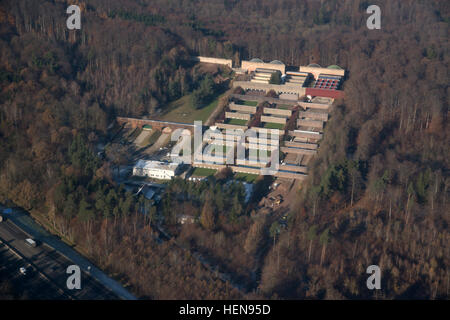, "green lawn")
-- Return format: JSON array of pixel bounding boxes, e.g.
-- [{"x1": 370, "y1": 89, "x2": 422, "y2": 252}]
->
[
  {"x1": 211, "y1": 145, "x2": 232, "y2": 155},
  {"x1": 192, "y1": 167, "x2": 217, "y2": 177},
  {"x1": 249, "y1": 149, "x2": 272, "y2": 159},
  {"x1": 277, "y1": 104, "x2": 291, "y2": 110},
  {"x1": 234, "y1": 172, "x2": 259, "y2": 183},
  {"x1": 225, "y1": 118, "x2": 248, "y2": 126},
  {"x1": 236, "y1": 100, "x2": 258, "y2": 106},
  {"x1": 263, "y1": 122, "x2": 285, "y2": 130},
  {"x1": 160, "y1": 93, "x2": 225, "y2": 124}
]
